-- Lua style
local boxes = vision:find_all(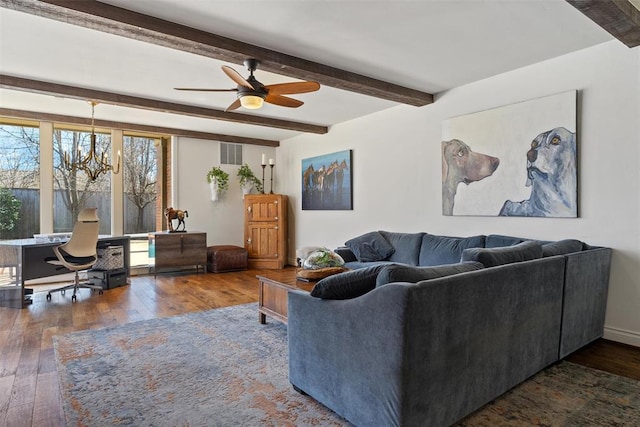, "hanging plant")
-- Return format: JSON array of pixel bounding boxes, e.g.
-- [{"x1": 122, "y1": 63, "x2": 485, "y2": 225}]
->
[
  {"x1": 236, "y1": 163, "x2": 263, "y2": 194},
  {"x1": 206, "y1": 166, "x2": 229, "y2": 200}
]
